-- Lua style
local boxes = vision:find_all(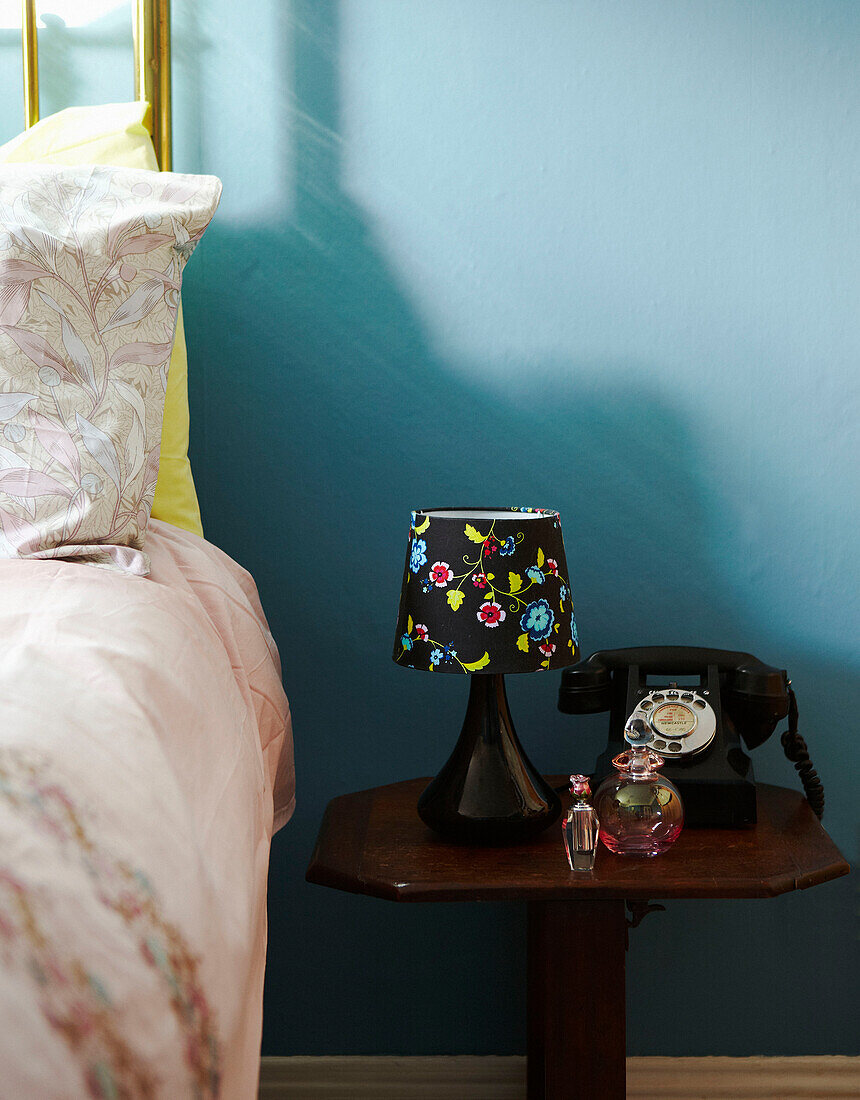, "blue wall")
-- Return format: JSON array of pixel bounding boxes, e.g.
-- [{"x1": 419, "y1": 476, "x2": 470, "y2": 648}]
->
[{"x1": 2, "y1": 0, "x2": 856, "y2": 1057}]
